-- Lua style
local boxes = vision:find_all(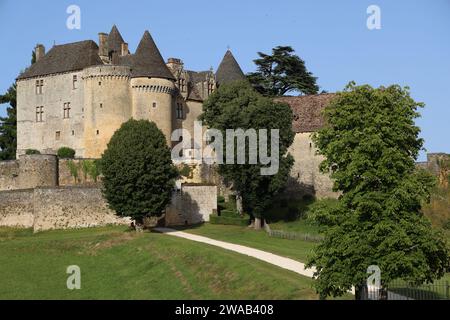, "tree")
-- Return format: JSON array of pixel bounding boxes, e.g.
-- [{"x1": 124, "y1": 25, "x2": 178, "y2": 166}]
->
[
  {"x1": 436, "y1": 155, "x2": 450, "y2": 188},
  {"x1": 247, "y1": 46, "x2": 319, "y2": 97},
  {"x1": 306, "y1": 82, "x2": 450, "y2": 299},
  {"x1": 201, "y1": 80, "x2": 294, "y2": 228},
  {"x1": 100, "y1": 119, "x2": 178, "y2": 226},
  {"x1": 0, "y1": 84, "x2": 17, "y2": 160}
]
